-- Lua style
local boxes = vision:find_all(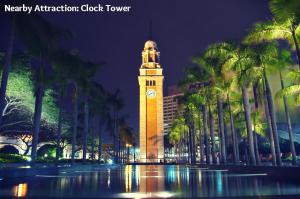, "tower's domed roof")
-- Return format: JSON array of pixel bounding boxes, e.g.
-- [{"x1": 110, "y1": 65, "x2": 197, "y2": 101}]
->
[{"x1": 144, "y1": 40, "x2": 157, "y2": 50}]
